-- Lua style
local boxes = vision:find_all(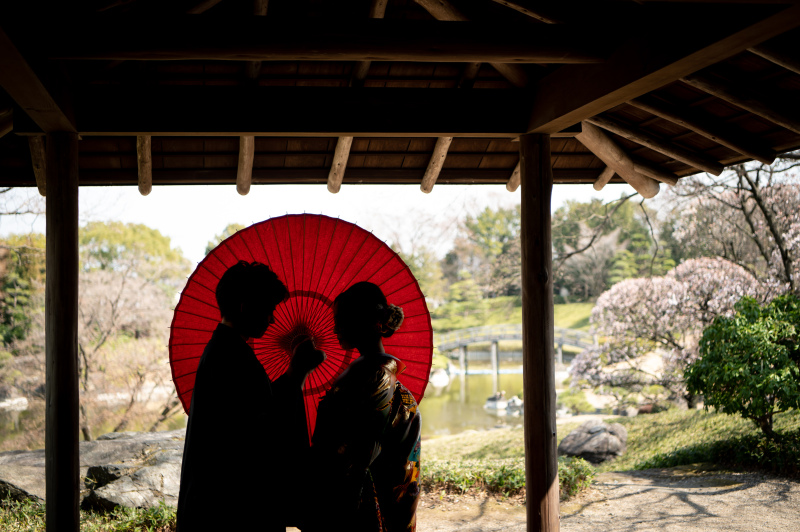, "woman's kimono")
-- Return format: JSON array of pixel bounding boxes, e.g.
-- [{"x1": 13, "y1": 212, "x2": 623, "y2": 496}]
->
[{"x1": 307, "y1": 353, "x2": 421, "y2": 532}]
